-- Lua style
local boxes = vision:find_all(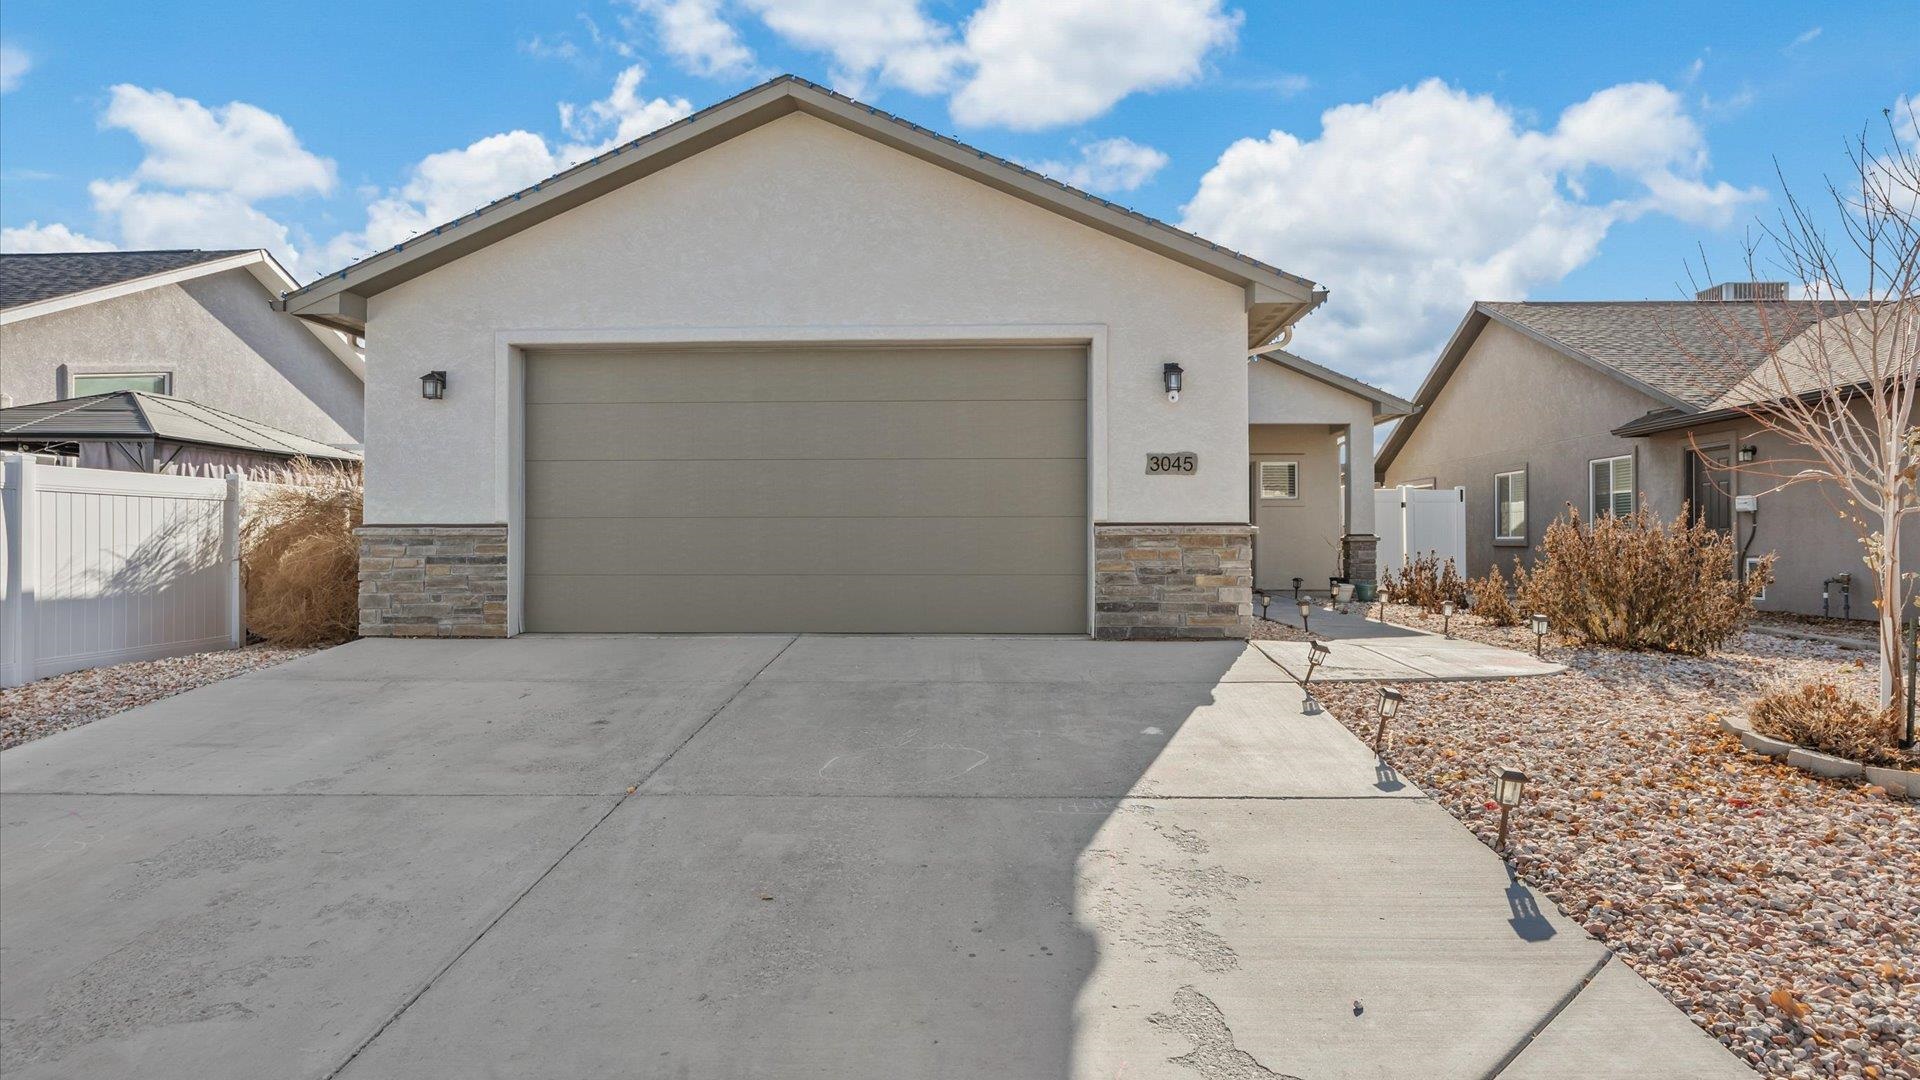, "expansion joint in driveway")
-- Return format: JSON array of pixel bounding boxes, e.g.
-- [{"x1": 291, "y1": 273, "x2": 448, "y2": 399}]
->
[
  {"x1": 321, "y1": 633, "x2": 800, "y2": 1080},
  {"x1": 1479, "y1": 951, "x2": 1615, "y2": 1079}
]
